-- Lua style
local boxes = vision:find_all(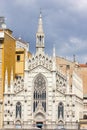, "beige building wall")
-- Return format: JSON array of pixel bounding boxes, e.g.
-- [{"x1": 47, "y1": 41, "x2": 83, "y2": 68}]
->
[
  {"x1": 56, "y1": 56, "x2": 87, "y2": 95},
  {"x1": 56, "y1": 56, "x2": 87, "y2": 125},
  {"x1": 79, "y1": 64, "x2": 87, "y2": 95},
  {"x1": 56, "y1": 56, "x2": 78, "y2": 92}
]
